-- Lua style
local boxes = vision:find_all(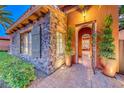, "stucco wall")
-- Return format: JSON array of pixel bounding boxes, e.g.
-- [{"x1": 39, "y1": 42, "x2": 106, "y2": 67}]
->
[{"x1": 67, "y1": 5, "x2": 119, "y2": 70}]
